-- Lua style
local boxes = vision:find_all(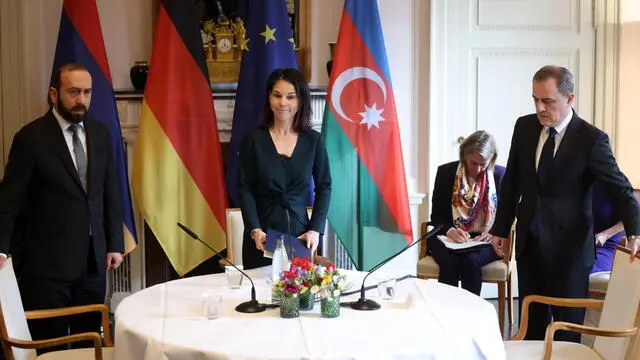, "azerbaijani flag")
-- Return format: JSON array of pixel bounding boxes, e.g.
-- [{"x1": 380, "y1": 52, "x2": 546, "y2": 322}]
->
[
  {"x1": 321, "y1": 0, "x2": 412, "y2": 271},
  {"x1": 132, "y1": 0, "x2": 228, "y2": 275},
  {"x1": 51, "y1": 0, "x2": 137, "y2": 253}
]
